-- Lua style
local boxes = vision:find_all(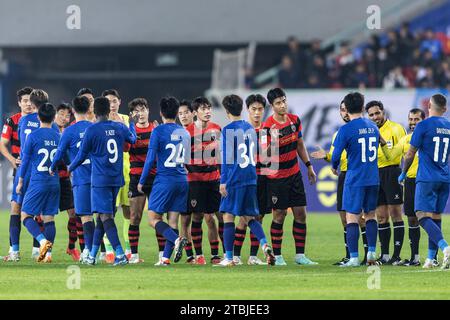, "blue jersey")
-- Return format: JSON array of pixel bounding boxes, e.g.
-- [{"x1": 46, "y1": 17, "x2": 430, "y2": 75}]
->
[
  {"x1": 19, "y1": 127, "x2": 60, "y2": 185},
  {"x1": 332, "y1": 117, "x2": 380, "y2": 187},
  {"x1": 139, "y1": 123, "x2": 189, "y2": 185},
  {"x1": 220, "y1": 120, "x2": 257, "y2": 188},
  {"x1": 51, "y1": 120, "x2": 92, "y2": 186},
  {"x1": 18, "y1": 113, "x2": 59, "y2": 158},
  {"x1": 410, "y1": 116, "x2": 450, "y2": 183},
  {"x1": 69, "y1": 120, "x2": 136, "y2": 187}
]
